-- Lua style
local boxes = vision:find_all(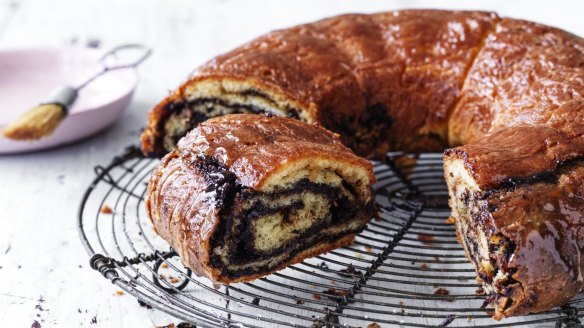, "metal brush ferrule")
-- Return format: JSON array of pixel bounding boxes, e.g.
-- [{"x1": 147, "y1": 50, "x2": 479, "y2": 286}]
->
[{"x1": 44, "y1": 85, "x2": 78, "y2": 113}]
